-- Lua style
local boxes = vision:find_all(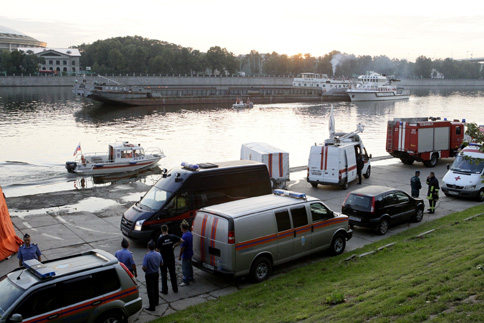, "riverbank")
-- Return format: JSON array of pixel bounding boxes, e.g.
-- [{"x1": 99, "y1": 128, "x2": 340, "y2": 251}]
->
[
  {"x1": 1, "y1": 158, "x2": 479, "y2": 322},
  {"x1": 1, "y1": 74, "x2": 484, "y2": 88}
]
